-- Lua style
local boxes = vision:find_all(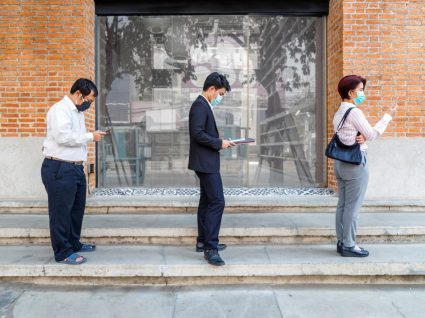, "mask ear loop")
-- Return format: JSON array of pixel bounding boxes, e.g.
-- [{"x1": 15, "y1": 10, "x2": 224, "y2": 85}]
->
[{"x1": 74, "y1": 93, "x2": 84, "y2": 106}]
